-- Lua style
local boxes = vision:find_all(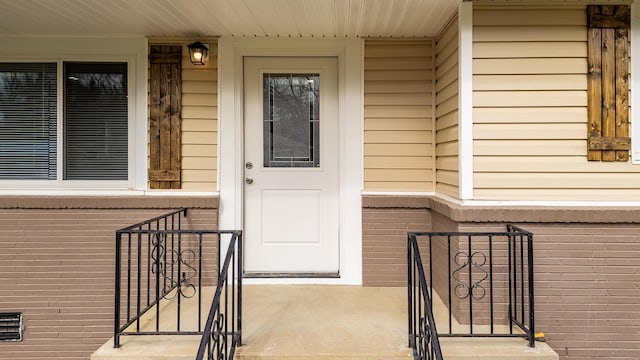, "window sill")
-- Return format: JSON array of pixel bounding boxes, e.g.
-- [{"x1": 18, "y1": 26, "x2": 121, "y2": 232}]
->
[
  {"x1": 0, "y1": 193, "x2": 220, "y2": 209},
  {"x1": 0, "y1": 180, "x2": 221, "y2": 197},
  {"x1": 0, "y1": 180, "x2": 133, "y2": 193}
]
